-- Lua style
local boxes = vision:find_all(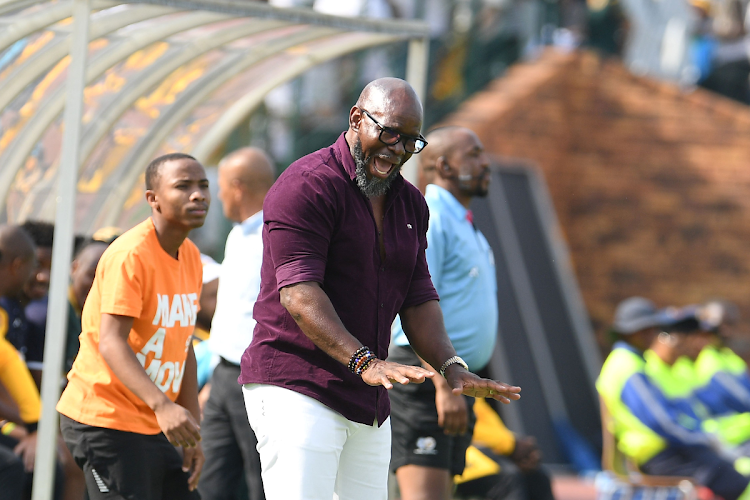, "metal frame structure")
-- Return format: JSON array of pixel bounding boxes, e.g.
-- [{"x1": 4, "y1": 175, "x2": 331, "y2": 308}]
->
[
  {"x1": 478, "y1": 160, "x2": 602, "y2": 464},
  {"x1": 0, "y1": 2, "x2": 430, "y2": 498}
]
